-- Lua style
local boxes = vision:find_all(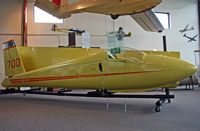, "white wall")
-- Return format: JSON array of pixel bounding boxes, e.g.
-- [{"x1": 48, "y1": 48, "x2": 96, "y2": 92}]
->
[
  {"x1": 155, "y1": 0, "x2": 199, "y2": 64},
  {"x1": 27, "y1": 0, "x2": 199, "y2": 59},
  {"x1": 0, "y1": 0, "x2": 199, "y2": 88},
  {"x1": 0, "y1": 0, "x2": 23, "y2": 89}
]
